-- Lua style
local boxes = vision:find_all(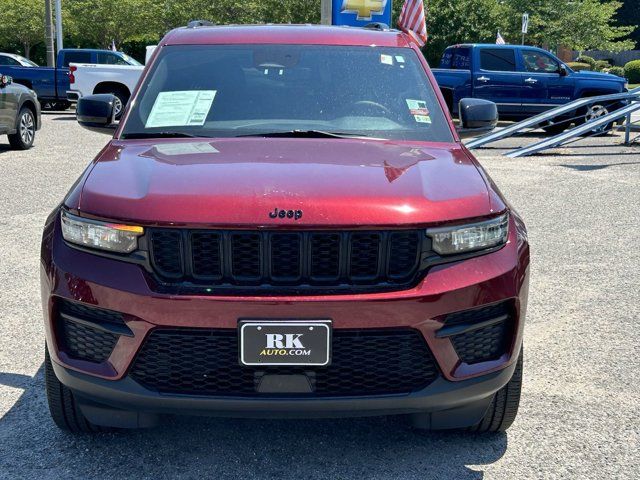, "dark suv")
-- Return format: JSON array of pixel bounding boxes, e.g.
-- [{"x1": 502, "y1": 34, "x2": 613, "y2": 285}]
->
[
  {"x1": 41, "y1": 25, "x2": 529, "y2": 433},
  {"x1": 0, "y1": 75, "x2": 40, "y2": 149}
]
